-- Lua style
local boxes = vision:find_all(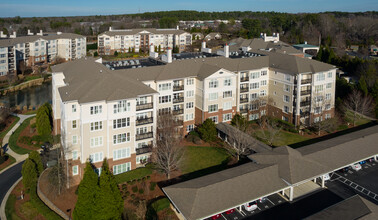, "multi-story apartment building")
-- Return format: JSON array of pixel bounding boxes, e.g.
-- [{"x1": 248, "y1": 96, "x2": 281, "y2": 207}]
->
[
  {"x1": 97, "y1": 27, "x2": 192, "y2": 55},
  {"x1": 0, "y1": 31, "x2": 86, "y2": 80},
  {"x1": 52, "y1": 46, "x2": 336, "y2": 184}
]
